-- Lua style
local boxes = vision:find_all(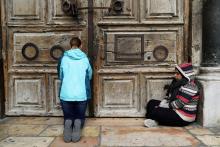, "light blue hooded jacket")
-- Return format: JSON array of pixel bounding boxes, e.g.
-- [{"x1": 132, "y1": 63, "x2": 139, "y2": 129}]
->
[{"x1": 58, "y1": 48, "x2": 92, "y2": 101}]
